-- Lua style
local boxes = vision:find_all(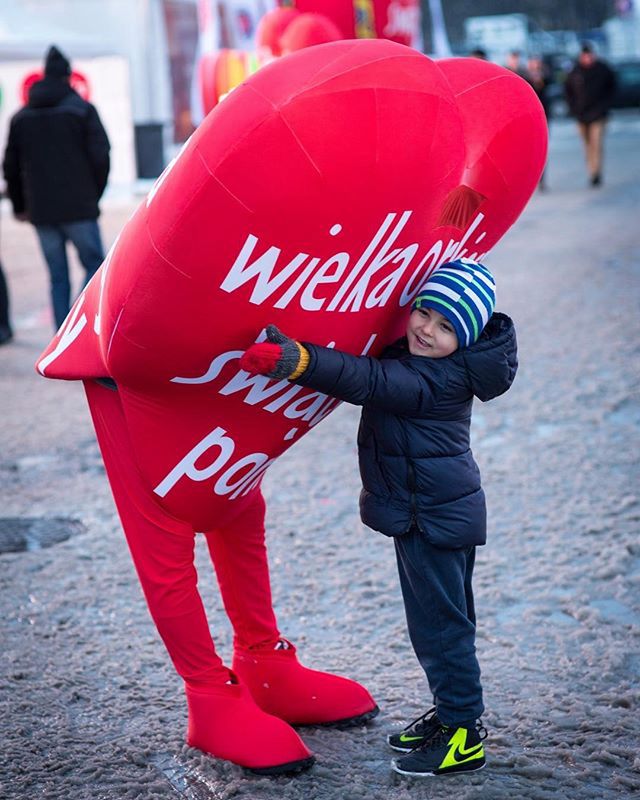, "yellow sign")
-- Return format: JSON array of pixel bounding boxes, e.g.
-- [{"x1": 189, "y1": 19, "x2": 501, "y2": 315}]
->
[{"x1": 354, "y1": 0, "x2": 376, "y2": 39}]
